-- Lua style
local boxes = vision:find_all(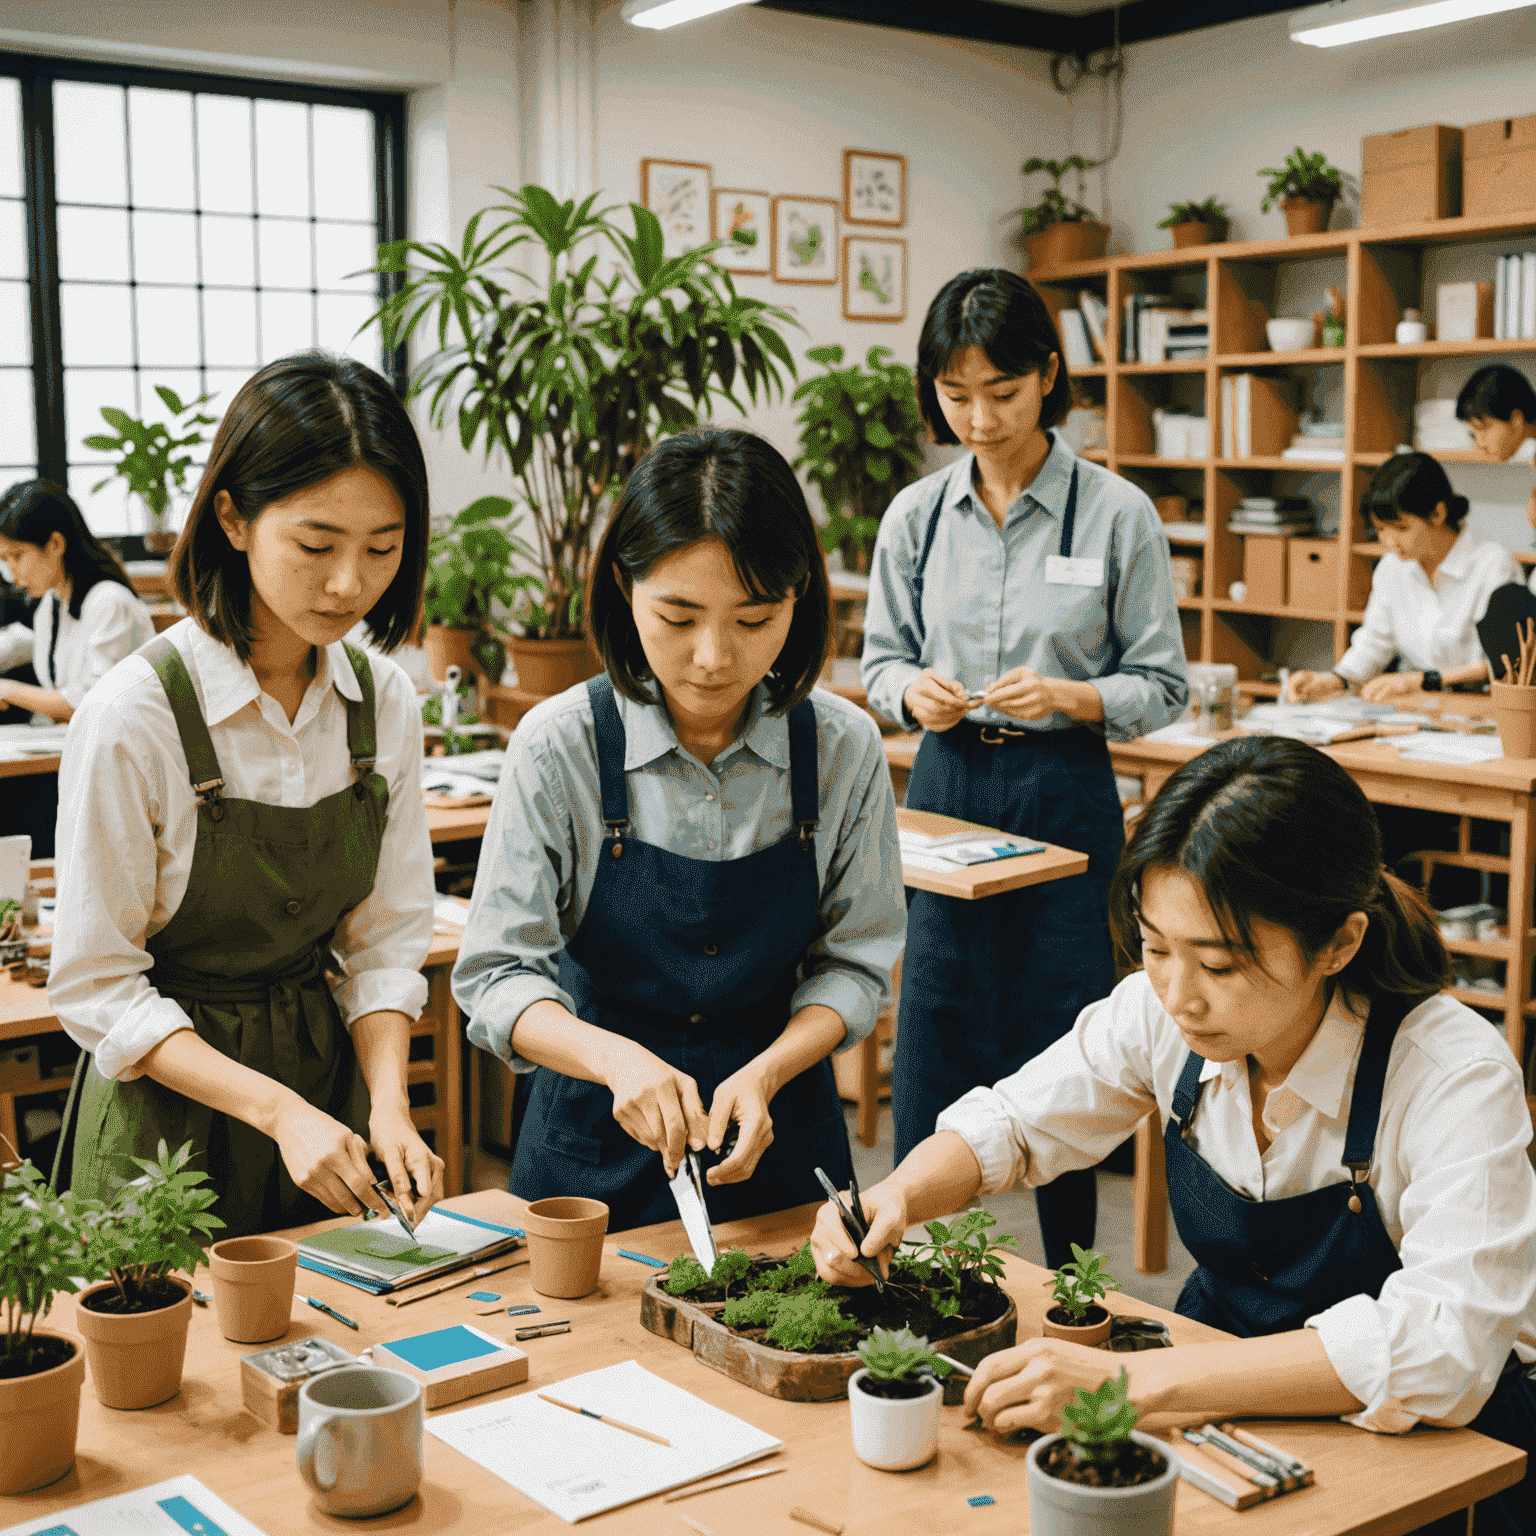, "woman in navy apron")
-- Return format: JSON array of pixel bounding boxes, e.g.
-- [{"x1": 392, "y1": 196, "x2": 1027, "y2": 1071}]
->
[
  {"x1": 861, "y1": 268, "x2": 1187, "y2": 1269},
  {"x1": 454, "y1": 428, "x2": 905, "y2": 1232},
  {"x1": 814, "y1": 736, "x2": 1536, "y2": 1536}
]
